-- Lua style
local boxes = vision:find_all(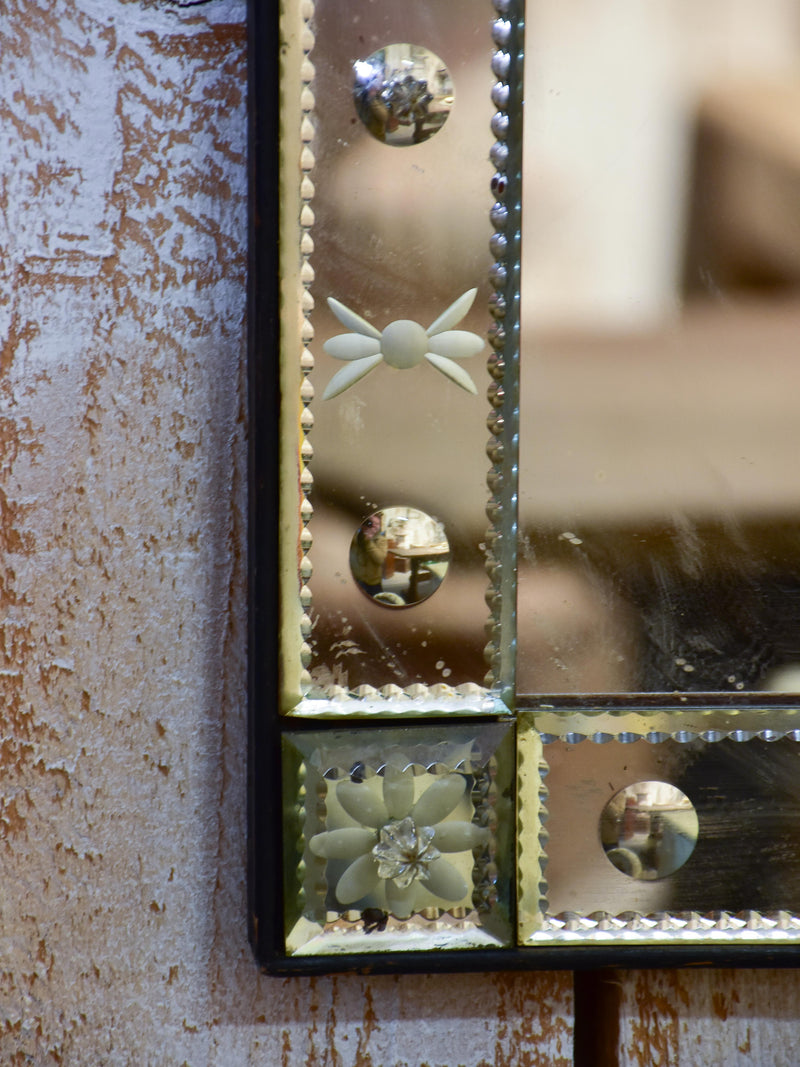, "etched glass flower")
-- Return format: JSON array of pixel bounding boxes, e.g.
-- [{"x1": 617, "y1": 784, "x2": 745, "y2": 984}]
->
[
  {"x1": 308, "y1": 767, "x2": 489, "y2": 918},
  {"x1": 321, "y1": 288, "x2": 485, "y2": 399}
]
